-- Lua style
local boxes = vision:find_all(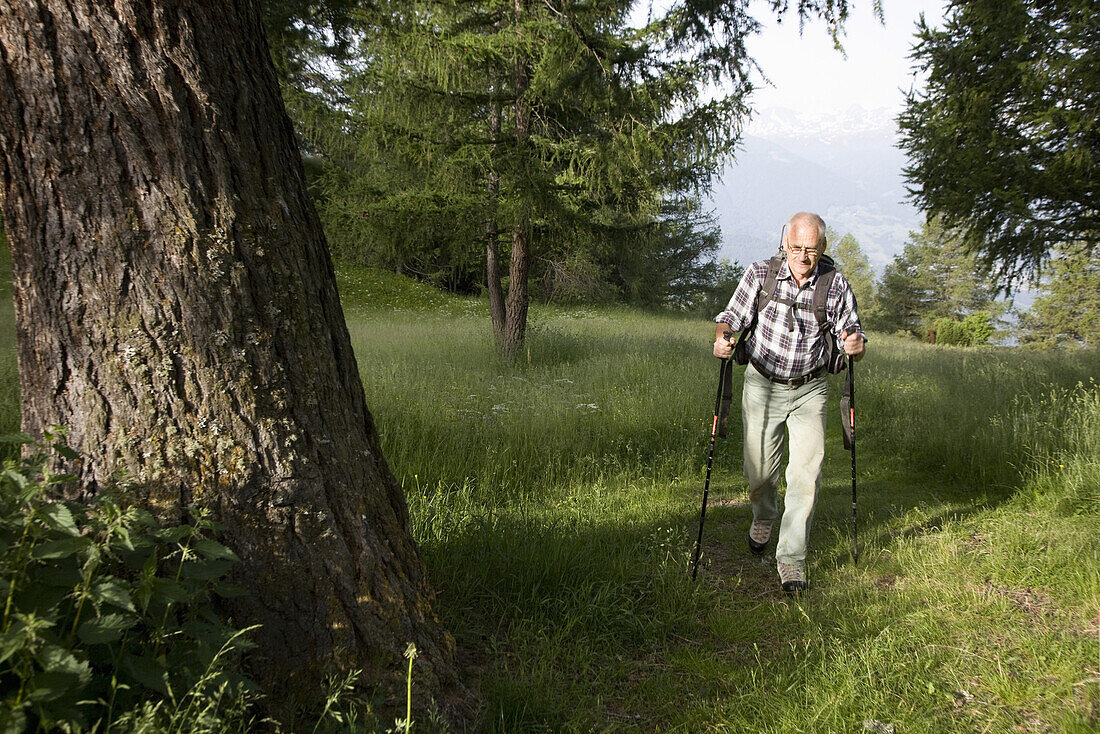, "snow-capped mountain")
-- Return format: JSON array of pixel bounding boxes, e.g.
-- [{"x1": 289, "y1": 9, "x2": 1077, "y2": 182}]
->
[
  {"x1": 707, "y1": 106, "x2": 922, "y2": 270},
  {"x1": 745, "y1": 105, "x2": 898, "y2": 145}
]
